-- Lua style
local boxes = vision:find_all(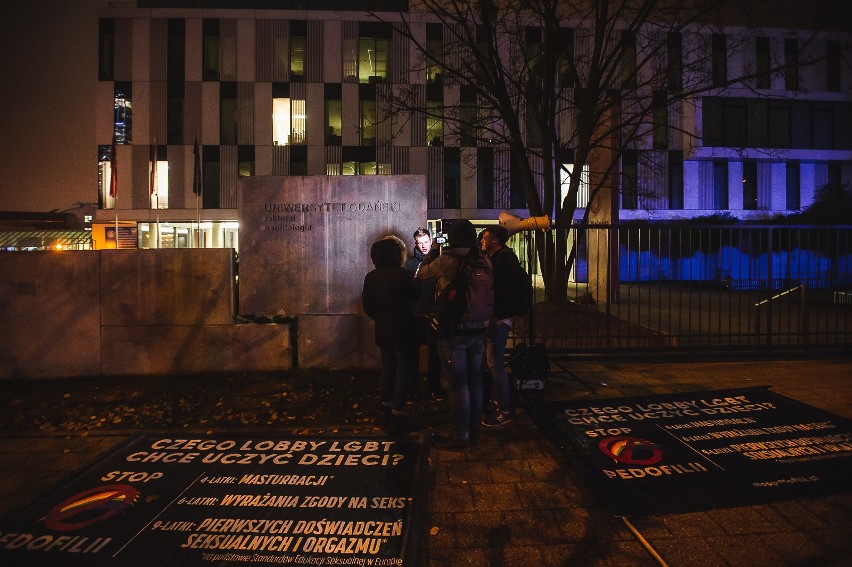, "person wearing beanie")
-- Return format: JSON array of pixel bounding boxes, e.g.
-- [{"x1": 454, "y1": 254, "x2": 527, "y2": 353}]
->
[
  {"x1": 415, "y1": 219, "x2": 493, "y2": 452},
  {"x1": 362, "y1": 235, "x2": 419, "y2": 436}
]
